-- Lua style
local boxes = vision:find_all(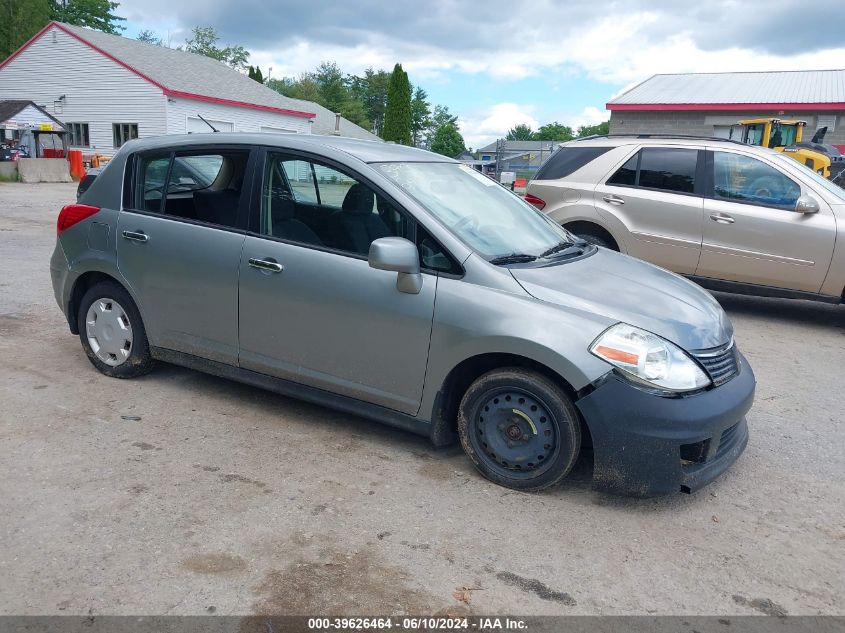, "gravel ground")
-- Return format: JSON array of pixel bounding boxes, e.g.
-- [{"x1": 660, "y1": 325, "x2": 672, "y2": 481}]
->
[{"x1": 0, "y1": 182, "x2": 843, "y2": 616}]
